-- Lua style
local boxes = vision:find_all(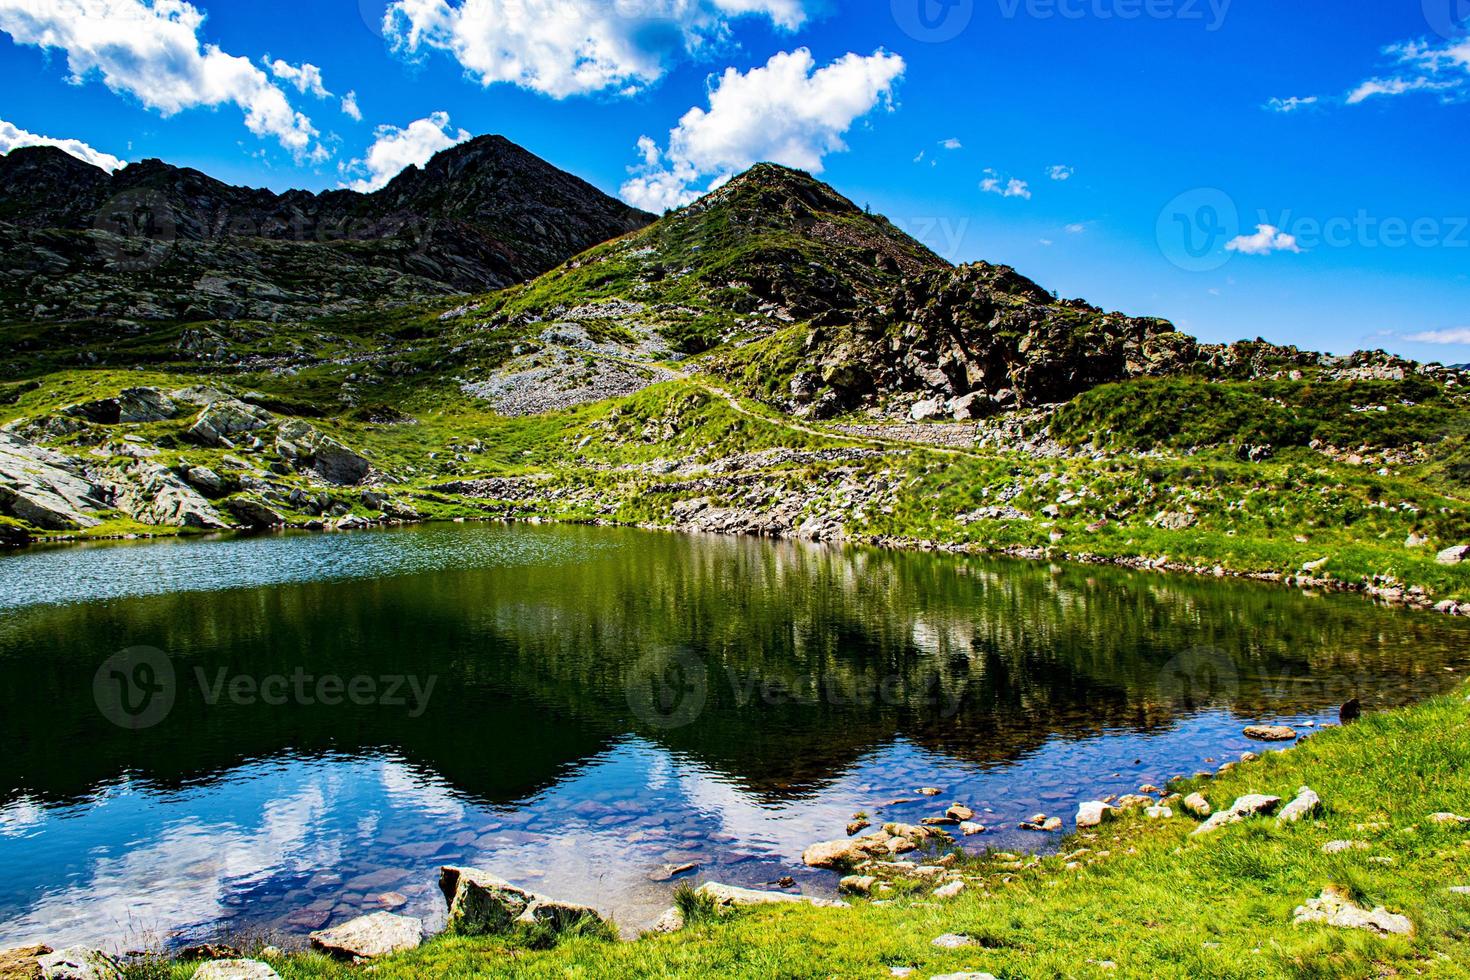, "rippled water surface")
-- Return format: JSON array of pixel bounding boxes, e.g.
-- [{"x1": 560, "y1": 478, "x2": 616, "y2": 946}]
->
[{"x1": 1, "y1": 523, "x2": 1467, "y2": 949}]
